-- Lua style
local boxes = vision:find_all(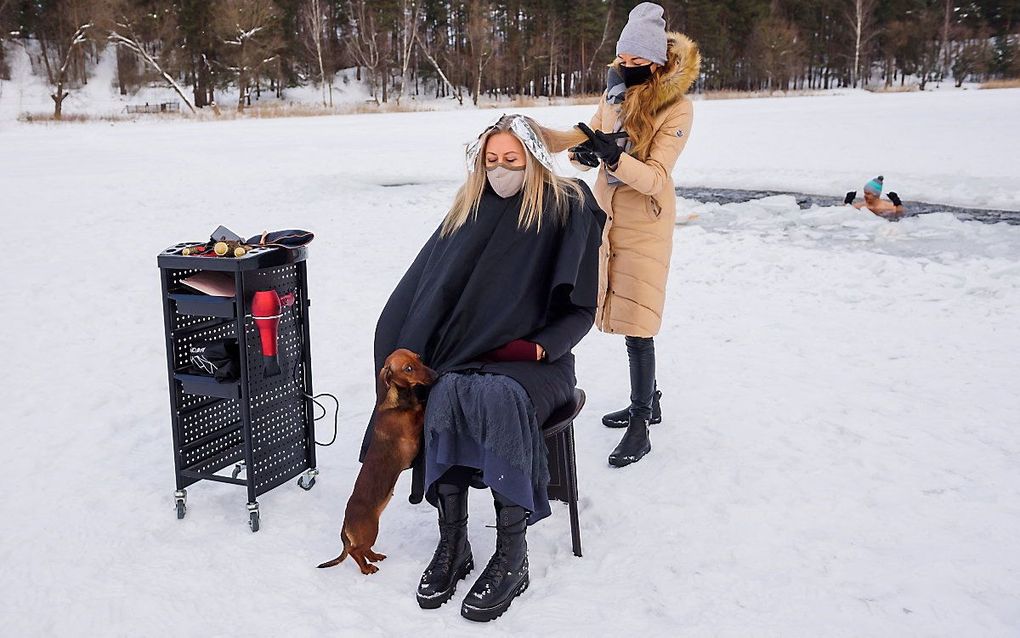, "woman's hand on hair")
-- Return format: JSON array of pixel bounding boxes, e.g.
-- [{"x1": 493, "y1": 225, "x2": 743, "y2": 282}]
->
[{"x1": 577, "y1": 123, "x2": 628, "y2": 167}]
